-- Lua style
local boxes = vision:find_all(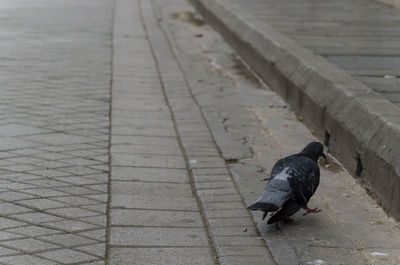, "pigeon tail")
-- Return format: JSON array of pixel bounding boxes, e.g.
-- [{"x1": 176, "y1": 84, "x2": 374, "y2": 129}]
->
[
  {"x1": 247, "y1": 201, "x2": 279, "y2": 212},
  {"x1": 267, "y1": 200, "x2": 301, "y2": 224}
]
